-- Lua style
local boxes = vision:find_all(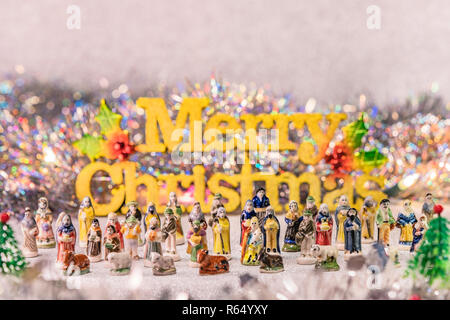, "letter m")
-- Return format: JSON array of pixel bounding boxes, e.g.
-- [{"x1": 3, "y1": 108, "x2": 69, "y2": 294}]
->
[{"x1": 136, "y1": 97, "x2": 209, "y2": 153}]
